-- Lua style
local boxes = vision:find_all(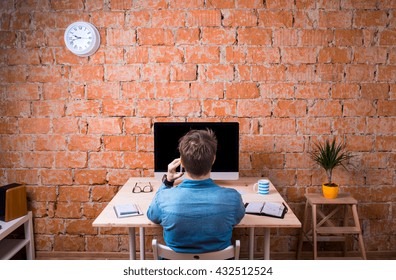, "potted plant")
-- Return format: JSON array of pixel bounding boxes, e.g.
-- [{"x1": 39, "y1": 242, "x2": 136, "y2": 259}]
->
[{"x1": 309, "y1": 138, "x2": 353, "y2": 199}]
